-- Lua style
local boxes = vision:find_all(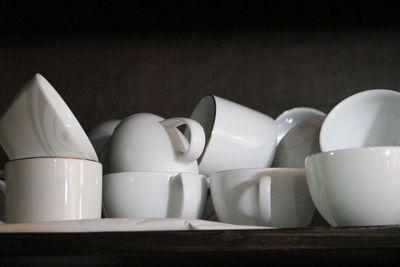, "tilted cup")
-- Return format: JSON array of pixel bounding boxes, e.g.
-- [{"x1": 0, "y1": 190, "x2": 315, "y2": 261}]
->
[
  {"x1": 103, "y1": 172, "x2": 208, "y2": 219},
  {"x1": 209, "y1": 168, "x2": 315, "y2": 228},
  {"x1": 0, "y1": 157, "x2": 102, "y2": 223},
  {"x1": 189, "y1": 95, "x2": 277, "y2": 175},
  {"x1": 0, "y1": 74, "x2": 98, "y2": 161}
]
